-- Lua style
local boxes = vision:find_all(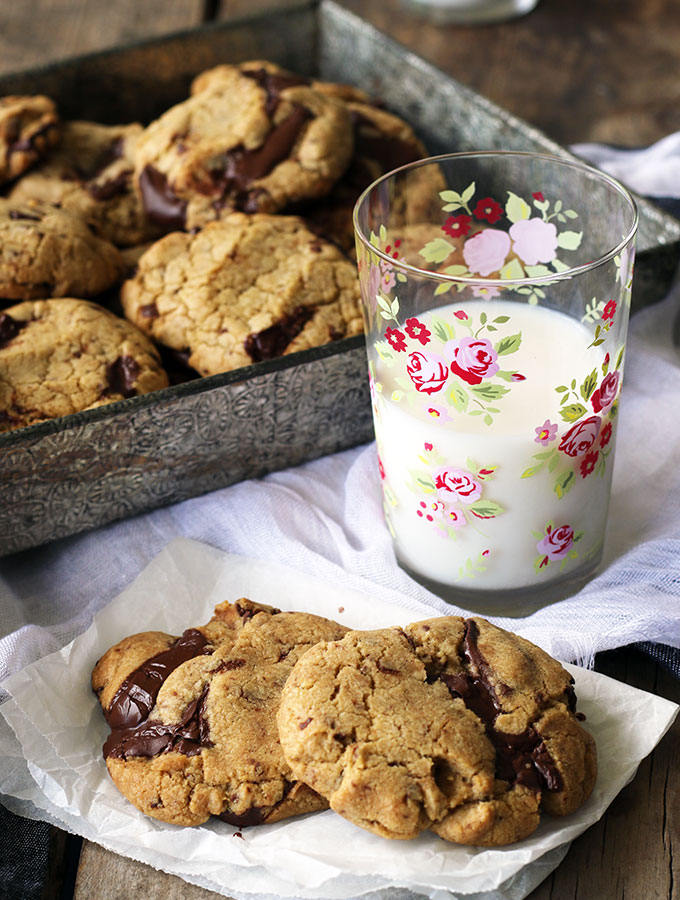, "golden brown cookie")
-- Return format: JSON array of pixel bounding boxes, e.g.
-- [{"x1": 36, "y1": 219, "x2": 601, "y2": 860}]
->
[
  {"x1": 277, "y1": 616, "x2": 596, "y2": 846},
  {"x1": 136, "y1": 61, "x2": 353, "y2": 230},
  {"x1": 92, "y1": 598, "x2": 348, "y2": 827},
  {"x1": 9, "y1": 120, "x2": 162, "y2": 247},
  {"x1": 120, "y1": 212, "x2": 363, "y2": 377},
  {"x1": 0, "y1": 199, "x2": 124, "y2": 300},
  {"x1": 0, "y1": 94, "x2": 59, "y2": 185},
  {"x1": 0, "y1": 298, "x2": 168, "y2": 432}
]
